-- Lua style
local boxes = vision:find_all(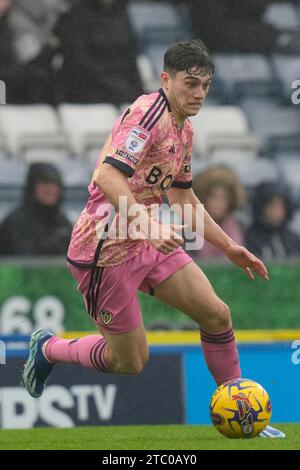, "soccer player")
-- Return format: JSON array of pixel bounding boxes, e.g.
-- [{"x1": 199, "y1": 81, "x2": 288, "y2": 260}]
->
[{"x1": 21, "y1": 39, "x2": 284, "y2": 438}]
